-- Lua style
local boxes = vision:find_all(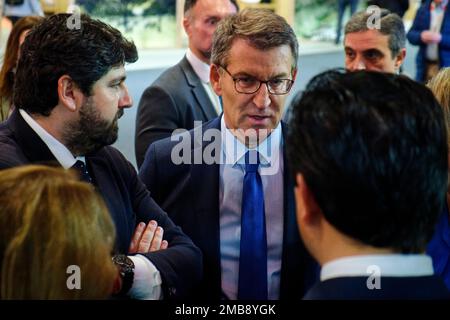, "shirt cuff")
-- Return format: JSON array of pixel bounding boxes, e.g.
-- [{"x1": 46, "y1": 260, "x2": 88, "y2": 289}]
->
[{"x1": 128, "y1": 254, "x2": 163, "y2": 300}]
